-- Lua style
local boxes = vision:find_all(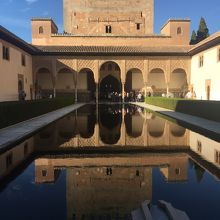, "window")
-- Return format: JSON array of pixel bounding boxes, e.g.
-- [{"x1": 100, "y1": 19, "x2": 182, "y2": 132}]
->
[
  {"x1": 42, "y1": 170, "x2": 47, "y2": 177},
  {"x1": 6, "y1": 153, "x2": 13, "y2": 168},
  {"x1": 24, "y1": 143, "x2": 28, "y2": 155},
  {"x1": 175, "y1": 168, "x2": 181, "y2": 175},
  {"x1": 136, "y1": 23, "x2": 141, "y2": 30},
  {"x1": 21, "y1": 54, "x2": 26, "y2": 66},
  {"x1": 39, "y1": 26, "x2": 44, "y2": 34},
  {"x1": 105, "y1": 25, "x2": 112, "y2": 34},
  {"x1": 2, "y1": 46, "x2": 10, "y2": 61},
  {"x1": 215, "y1": 150, "x2": 220, "y2": 165},
  {"x1": 197, "y1": 140, "x2": 202, "y2": 153},
  {"x1": 199, "y1": 55, "x2": 204, "y2": 67},
  {"x1": 217, "y1": 48, "x2": 220, "y2": 62},
  {"x1": 177, "y1": 27, "x2": 182, "y2": 35}
]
